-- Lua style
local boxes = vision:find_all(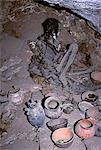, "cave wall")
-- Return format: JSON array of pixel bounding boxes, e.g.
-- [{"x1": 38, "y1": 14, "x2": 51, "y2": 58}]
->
[
  {"x1": 1, "y1": 0, "x2": 32, "y2": 23},
  {"x1": 43, "y1": 0, "x2": 101, "y2": 34}
]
